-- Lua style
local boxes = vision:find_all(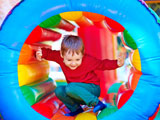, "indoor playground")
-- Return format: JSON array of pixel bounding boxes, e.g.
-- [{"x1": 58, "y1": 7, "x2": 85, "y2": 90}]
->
[{"x1": 0, "y1": 0, "x2": 160, "y2": 120}]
